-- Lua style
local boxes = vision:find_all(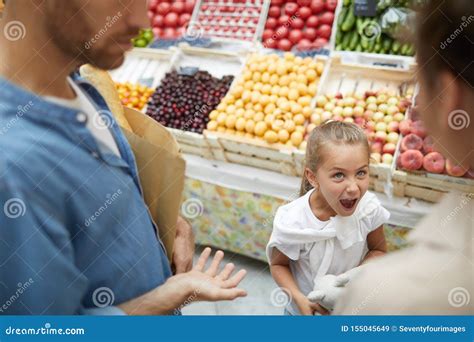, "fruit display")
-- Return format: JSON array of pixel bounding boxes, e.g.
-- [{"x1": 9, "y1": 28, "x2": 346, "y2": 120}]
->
[
  {"x1": 206, "y1": 52, "x2": 325, "y2": 149},
  {"x1": 396, "y1": 117, "x2": 471, "y2": 178},
  {"x1": 148, "y1": 0, "x2": 196, "y2": 40},
  {"x1": 132, "y1": 28, "x2": 155, "y2": 48},
  {"x1": 115, "y1": 82, "x2": 154, "y2": 111},
  {"x1": 311, "y1": 90, "x2": 412, "y2": 164},
  {"x1": 146, "y1": 70, "x2": 233, "y2": 133},
  {"x1": 335, "y1": 0, "x2": 415, "y2": 55},
  {"x1": 262, "y1": 0, "x2": 338, "y2": 51},
  {"x1": 192, "y1": 0, "x2": 265, "y2": 41}
]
